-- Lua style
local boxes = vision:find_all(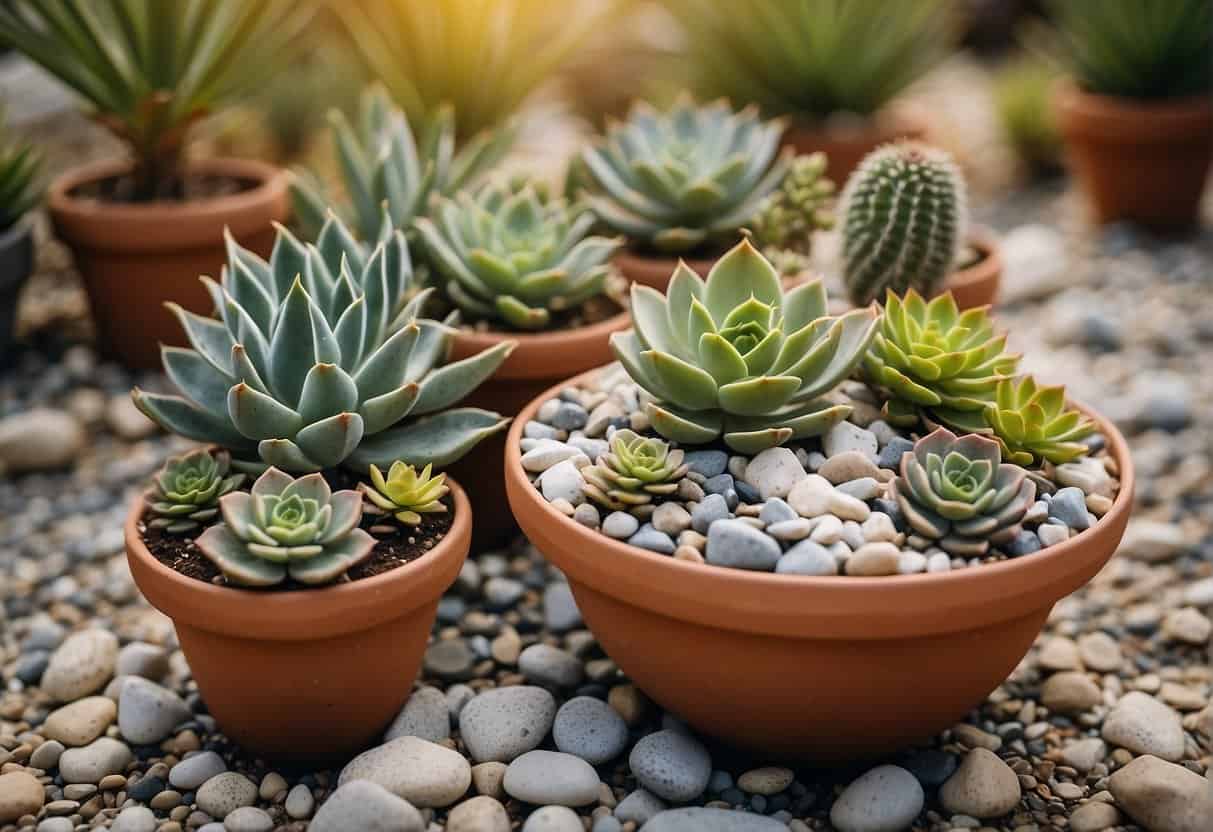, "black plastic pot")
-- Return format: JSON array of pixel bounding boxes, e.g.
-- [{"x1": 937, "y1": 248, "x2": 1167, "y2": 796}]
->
[{"x1": 0, "y1": 218, "x2": 33, "y2": 361}]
